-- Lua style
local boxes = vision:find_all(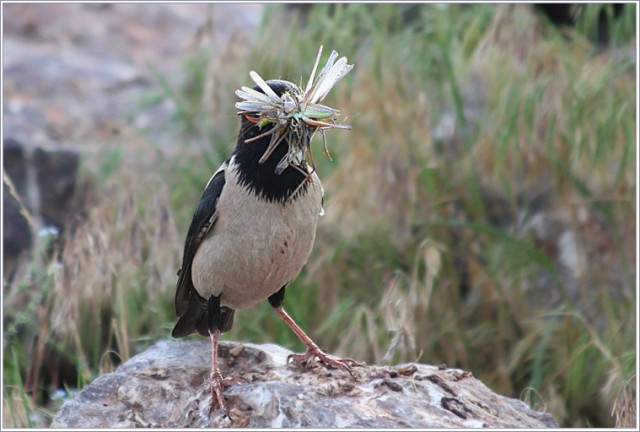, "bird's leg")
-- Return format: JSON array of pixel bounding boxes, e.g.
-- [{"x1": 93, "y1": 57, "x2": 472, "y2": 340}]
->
[
  {"x1": 272, "y1": 305, "x2": 363, "y2": 376},
  {"x1": 206, "y1": 296, "x2": 243, "y2": 416},
  {"x1": 208, "y1": 328, "x2": 228, "y2": 416}
]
